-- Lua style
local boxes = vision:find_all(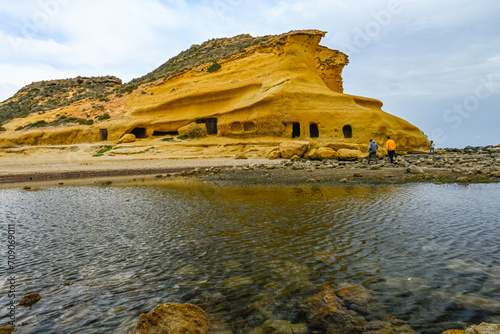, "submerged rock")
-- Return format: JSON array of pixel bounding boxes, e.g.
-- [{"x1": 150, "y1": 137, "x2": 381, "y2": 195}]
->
[
  {"x1": 365, "y1": 317, "x2": 417, "y2": 334},
  {"x1": 0, "y1": 326, "x2": 14, "y2": 334},
  {"x1": 18, "y1": 292, "x2": 42, "y2": 307},
  {"x1": 433, "y1": 292, "x2": 500, "y2": 314},
  {"x1": 258, "y1": 319, "x2": 308, "y2": 334},
  {"x1": 336, "y1": 282, "x2": 380, "y2": 315},
  {"x1": 128, "y1": 303, "x2": 209, "y2": 334},
  {"x1": 300, "y1": 284, "x2": 366, "y2": 333}
]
